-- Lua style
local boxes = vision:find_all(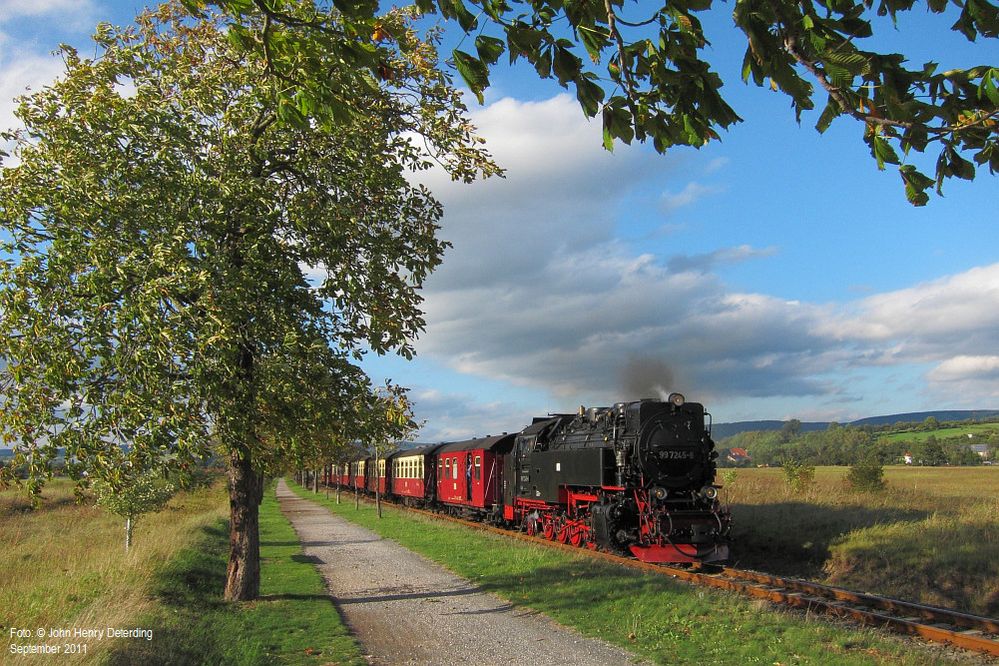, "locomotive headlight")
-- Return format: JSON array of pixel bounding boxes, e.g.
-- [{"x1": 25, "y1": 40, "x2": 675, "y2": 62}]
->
[
  {"x1": 667, "y1": 392, "x2": 685, "y2": 407},
  {"x1": 701, "y1": 486, "x2": 719, "y2": 500}
]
